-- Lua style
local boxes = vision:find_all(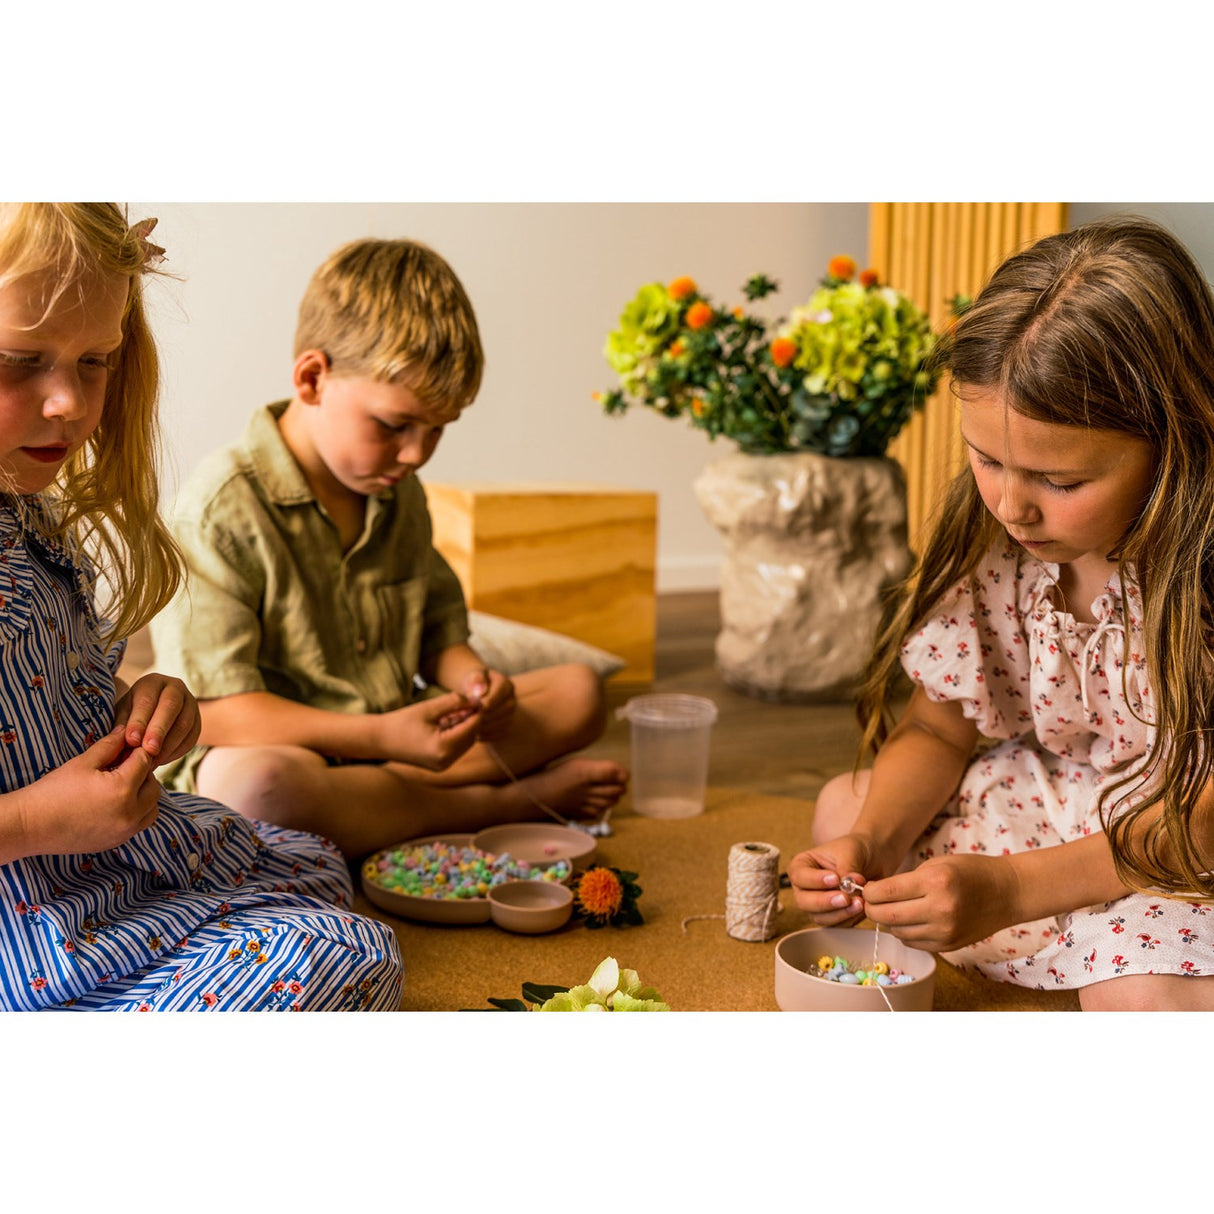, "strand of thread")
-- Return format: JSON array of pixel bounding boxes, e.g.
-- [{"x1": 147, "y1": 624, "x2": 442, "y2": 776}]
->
[
  {"x1": 681, "y1": 841, "x2": 783, "y2": 941},
  {"x1": 482, "y1": 741, "x2": 568, "y2": 825},
  {"x1": 870, "y1": 922, "x2": 895, "y2": 1012},
  {"x1": 841, "y1": 877, "x2": 895, "y2": 1012},
  {"x1": 482, "y1": 741, "x2": 613, "y2": 836}
]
